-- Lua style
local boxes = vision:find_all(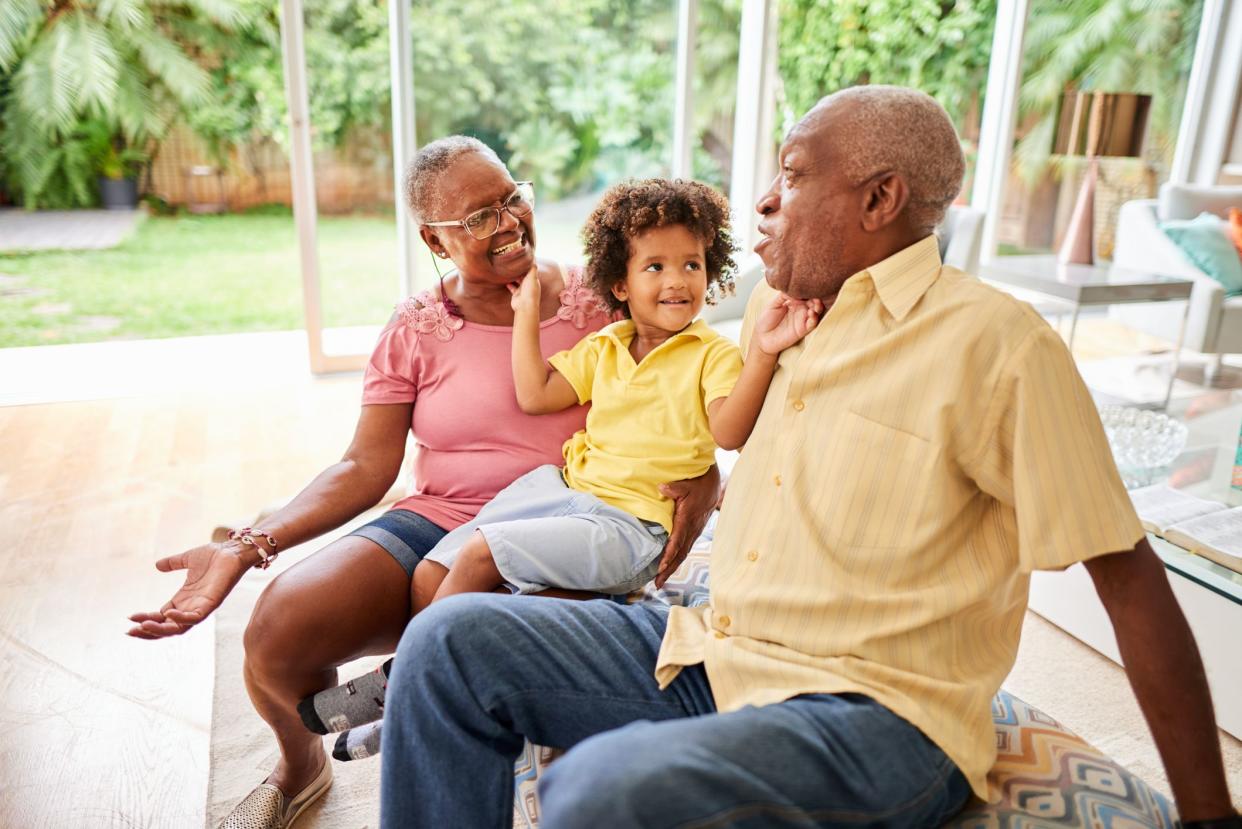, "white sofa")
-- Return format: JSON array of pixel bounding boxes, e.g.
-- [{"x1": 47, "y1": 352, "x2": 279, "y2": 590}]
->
[{"x1": 1111, "y1": 183, "x2": 1242, "y2": 374}]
